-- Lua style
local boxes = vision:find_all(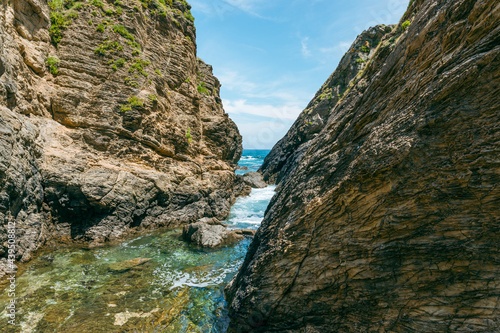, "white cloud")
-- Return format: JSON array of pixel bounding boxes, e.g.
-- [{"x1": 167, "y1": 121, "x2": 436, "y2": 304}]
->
[
  {"x1": 223, "y1": 99, "x2": 302, "y2": 120},
  {"x1": 217, "y1": 70, "x2": 257, "y2": 93},
  {"x1": 237, "y1": 120, "x2": 295, "y2": 149},
  {"x1": 315, "y1": 40, "x2": 353, "y2": 65},
  {"x1": 320, "y1": 41, "x2": 352, "y2": 55},
  {"x1": 301, "y1": 37, "x2": 311, "y2": 57},
  {"x1": 216, "y1": 68, "x2": 313, "y2": 109},
  {"x1": 222, "y1": 0, "x2": 255, "y2": 12}
]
